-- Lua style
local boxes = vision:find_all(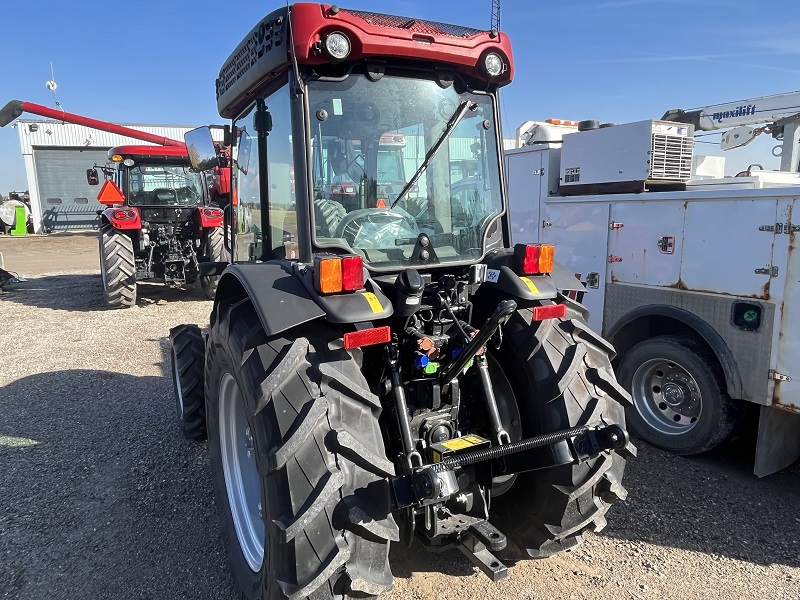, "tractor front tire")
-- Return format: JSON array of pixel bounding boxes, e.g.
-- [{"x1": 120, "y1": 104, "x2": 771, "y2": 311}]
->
[
  {"x1": 200, "y1": 227, "x2": 226, "y2": 300},
  {"x1": 206, "y1": 299, "x2": 397, "y2": 600},
  {"x1": 169, "y1": 324, "x2": 206, "y2": 440},
  {"x1": 99, "y1": 223, "x2": 136, "y2": 308},
  {"x1": 492, "y1": 299, "x2": 634, "y2": 558}
]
